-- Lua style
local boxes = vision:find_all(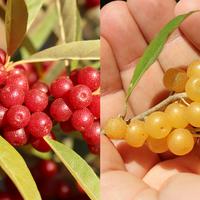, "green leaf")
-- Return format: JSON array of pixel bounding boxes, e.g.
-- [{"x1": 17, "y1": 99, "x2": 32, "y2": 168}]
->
[
  {"x1": 0, "y1": 136, "x2": 41, "y2": 200},
  {"x1": 126, "y1": 11, "x2": 199, "y2": 102},
  {"x1": 57, "y1": 0, "x2": 79, "y2": 43},
  {"x1": 24, "y1": 0, "x2": 43, "y2": 30},
  {"x1": 19, "y1": 40, "x2": 99, "y2": 64},
  {"x1": 29, "y1": 4, "x2": 57, "y2": 49},
  {"x1": 42, "y1": 61, "x2": 66, "y2": 84},
  {"x1": 5, "y1": 0, "x2": 28, "y2": 55},
  {"x1": 21, "y1": 4, "x2": 57, "y2": 58},
  {"x1": 44, "y1": 137, "x2": 100, "y2": 200}
]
